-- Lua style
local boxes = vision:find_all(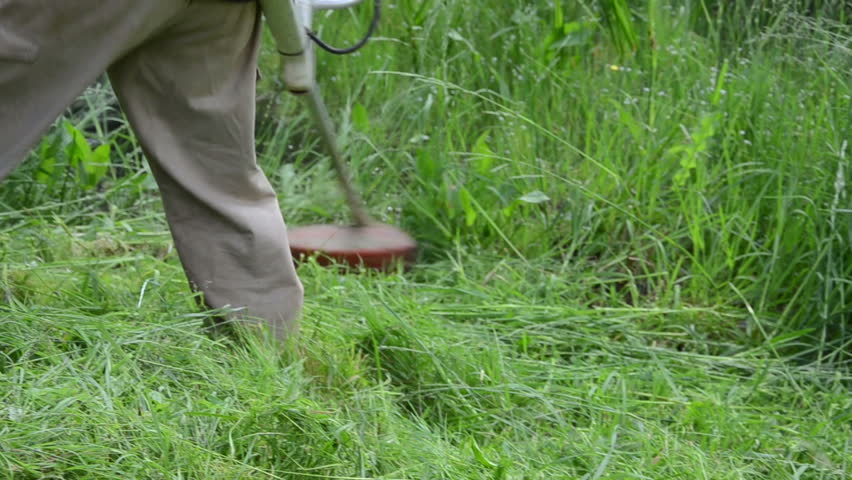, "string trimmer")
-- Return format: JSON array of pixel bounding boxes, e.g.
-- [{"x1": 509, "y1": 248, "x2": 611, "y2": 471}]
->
[{"x1": 259, "y1": 0, "x2": 416, "y2": 270}]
